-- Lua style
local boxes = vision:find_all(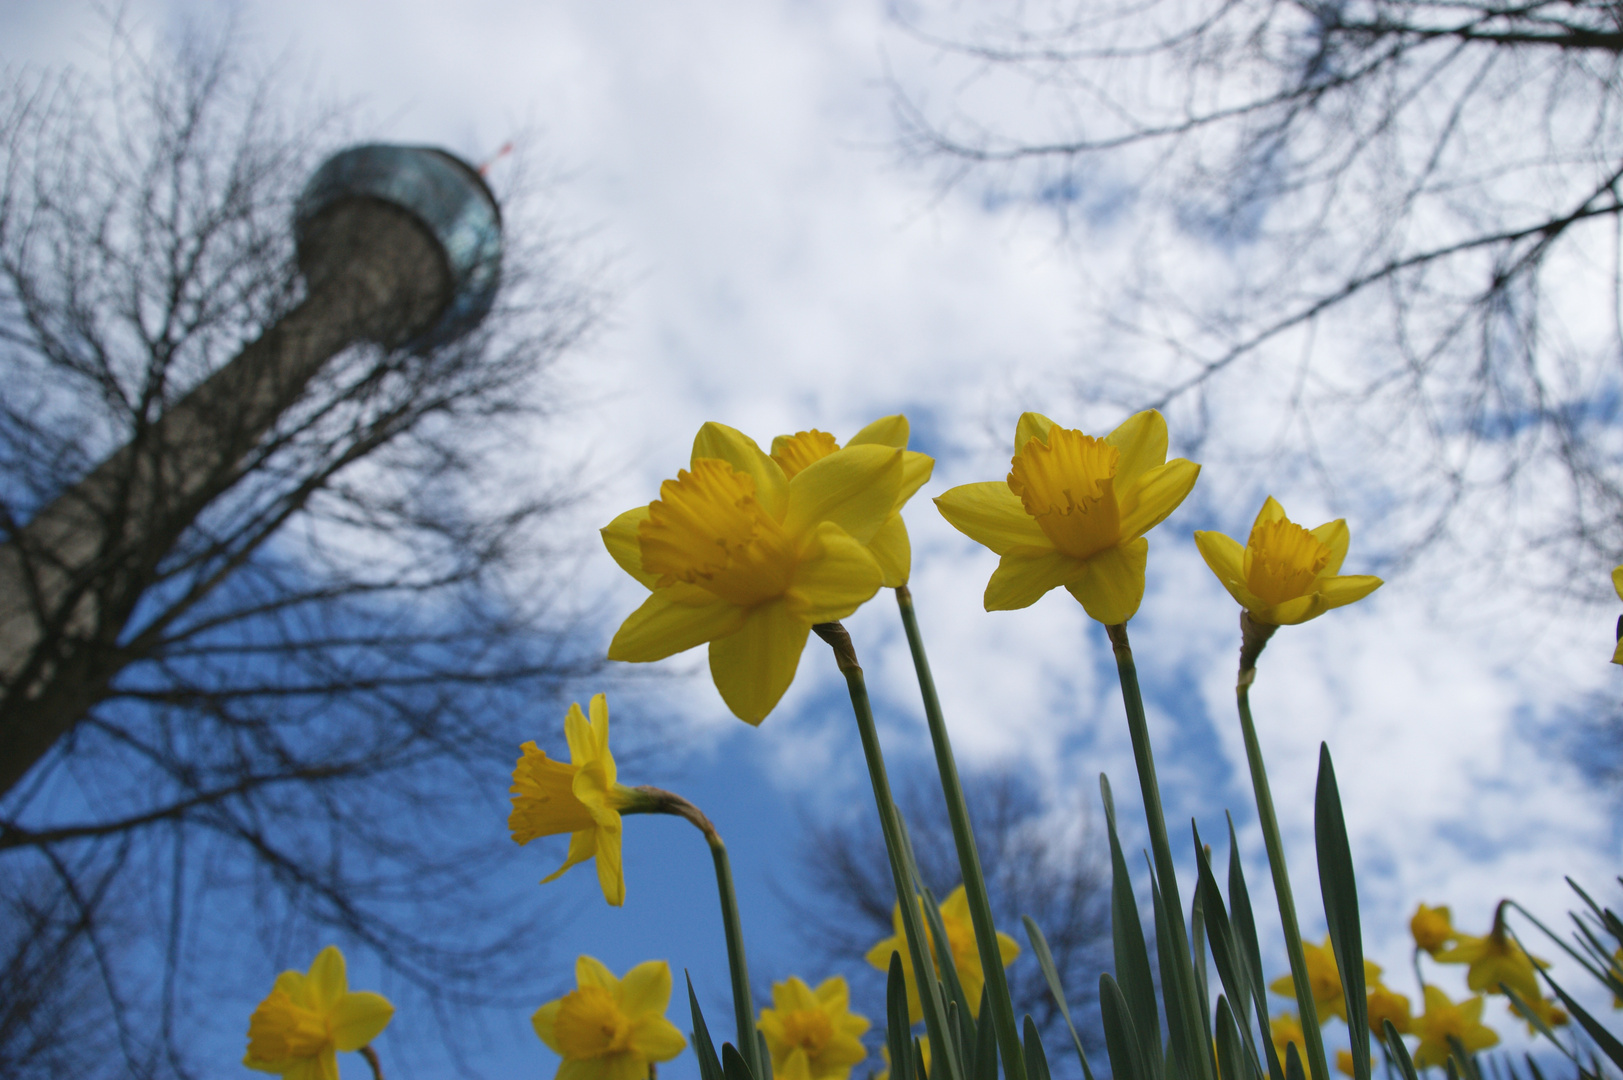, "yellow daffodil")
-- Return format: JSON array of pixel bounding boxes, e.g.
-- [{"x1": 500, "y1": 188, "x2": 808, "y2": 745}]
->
[
  {"x1": 770, "y1": 416, "x2": 934, "y2": 588},
  {"x1": 1516, "y1": 994, "x2": 1569, "y2": 1035},
  {"x1": 756, "y1": 976, "x2": 869, "y2": 1080},
  {"x1": 1434, "y1": 929, "x2": 1547, "y2": 1001},
  {"x1": 1410, "y1": 904, "x2": 1456, "y2": 955},
  {"x1": 1611, "y1": 566, "x2": 1623, "y2": 664},
  {"x1": 864, "y1": 885, "x2": 1020, "y2": 1023},
  {"x1": 1611, "y1": 947, "x2": 1623, "y2": 1007},
  {"x1": 244, "y1": 946, "x2": 393, "y2": 1080},
  {"x1": 532, "y1": 956, "x2": 687, "y2": 1080},
  {"x1": 509, "y1": 694, "x2": 638, "y2": 906},
  {"x1": 1413, "y1": 986, "x2": 1498, "y2": 1069},
  {"x1": 877, "y1": 1038, "x2": 931, "y2": 1080},
  {"x1": 1269, "y1": 937, "x2": 1383, "y2": 1024},
  {"x1": 603, "y1": 421, "x2": 912, "y2": 723},
  {"x1": 1366, "y1": 983, "x2": 1412, "y2": 1036},
  {"x1": 1335, "y1": 1049, "x2": 1356, "y2": 1077},
  {"x1": 1269, "y1": 1013, "x2": 1306, "y2": 1069},
  {"x1": 934, "y1": 409, "x2": 1200, "y2": 624},
  {"x1": 1194, "y1": 498, "x2": 1382, "y2": 625}
]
